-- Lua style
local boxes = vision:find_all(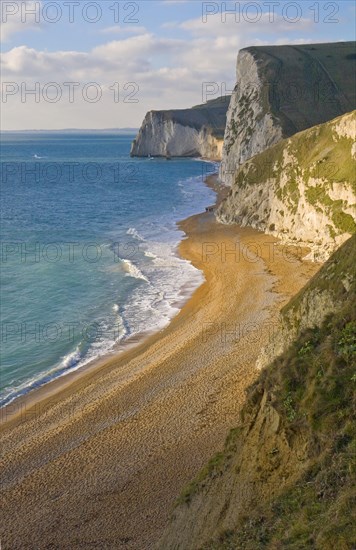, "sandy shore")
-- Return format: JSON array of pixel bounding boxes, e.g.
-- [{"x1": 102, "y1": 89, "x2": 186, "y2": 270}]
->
[{"x1": 0, "y1": 177, "x2": 319, "y2": 549}]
